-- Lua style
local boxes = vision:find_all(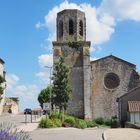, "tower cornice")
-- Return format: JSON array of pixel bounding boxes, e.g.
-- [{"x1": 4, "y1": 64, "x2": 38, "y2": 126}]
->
[{"x1": 52, "y1": 41, "x2": 91, "y2": 47}]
